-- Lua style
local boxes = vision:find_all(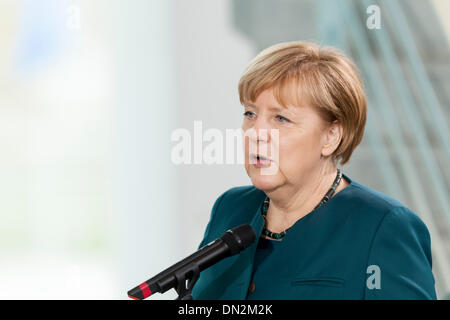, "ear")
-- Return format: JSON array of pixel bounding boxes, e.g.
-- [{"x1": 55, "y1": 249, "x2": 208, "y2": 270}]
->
[{"x1": 321, "y1": 120, "x2": 343, "y2": 158}]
